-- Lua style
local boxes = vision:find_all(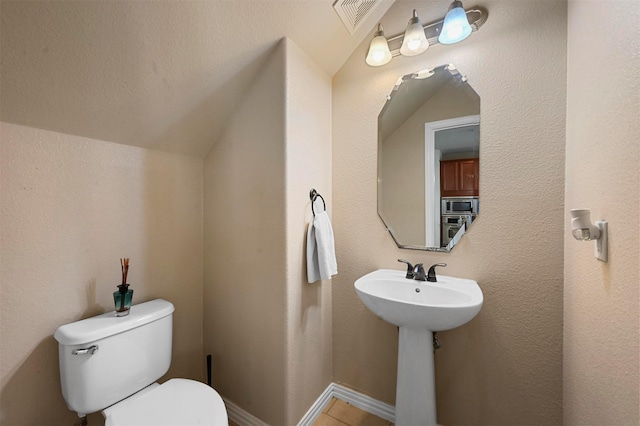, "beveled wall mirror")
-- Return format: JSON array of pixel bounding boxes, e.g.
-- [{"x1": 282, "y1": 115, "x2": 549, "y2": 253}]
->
[{"x1": 378, "y1": 64, "x2": 480, "y2": 251}]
